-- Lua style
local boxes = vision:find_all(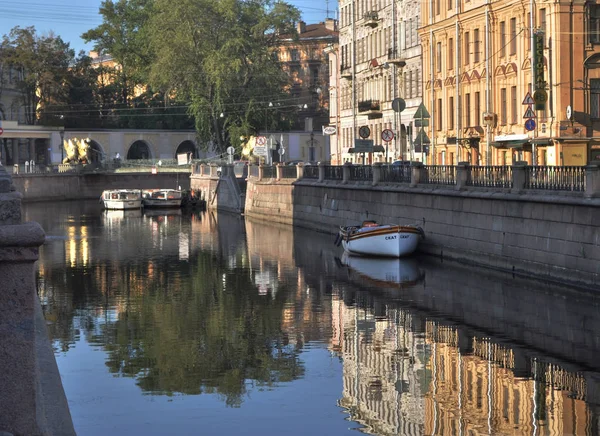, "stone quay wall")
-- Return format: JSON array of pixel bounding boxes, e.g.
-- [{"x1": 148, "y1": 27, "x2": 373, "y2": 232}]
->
[
  {"x1": 12, "y1": 172, "x2": 191, "y2": 202},
  {"x1": 0, "y1": 167, "x2": 75, "y2": 435},
  {"x1": 242, "y1": 163, "x2": 600, "y2": 289}
]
